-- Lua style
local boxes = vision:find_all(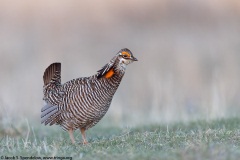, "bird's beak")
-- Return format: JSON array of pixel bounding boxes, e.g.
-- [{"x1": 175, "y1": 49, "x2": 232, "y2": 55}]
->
[{"x1": 131, "y1": 56, "x2": 138, "y2": 61}]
